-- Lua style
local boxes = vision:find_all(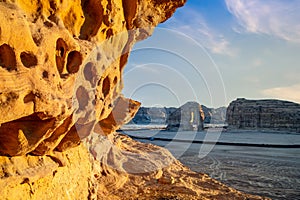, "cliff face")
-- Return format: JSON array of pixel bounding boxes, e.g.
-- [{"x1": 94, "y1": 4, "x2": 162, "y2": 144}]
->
[
  {"x1": 226, "y1": 98, "x2": 300, "y2": 133},
  {"x1": 0, "y1": 1, "x2": 266, "y2": 199},
  {"x1": 166, "y1": 102, "x2": 205, "y2": 131}
]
